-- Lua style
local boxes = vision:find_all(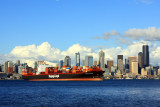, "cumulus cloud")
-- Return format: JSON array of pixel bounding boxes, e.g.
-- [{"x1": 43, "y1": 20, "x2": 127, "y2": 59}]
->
[
  {"x1": 10, "y1": 42, "x2": 61, "y2": 60},
  {"x1": 124, "y1": 27, "x2": 160, "y2": 41},
  {"x1": 6, "y1": 42, "x2": 95, "y2": 67},
  {"x1": 102, "y1": 30, "x2": 120, "y2": 39}
]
